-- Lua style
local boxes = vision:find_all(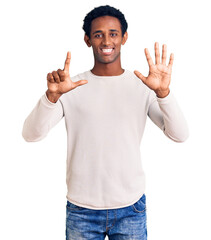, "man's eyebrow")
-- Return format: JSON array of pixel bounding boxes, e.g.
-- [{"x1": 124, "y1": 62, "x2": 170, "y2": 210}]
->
[
  {"x1": 92, "y1": 29, "x2": 120, "y2": 35},
  {"x1": 93, "y1": 30, "x2": 103, "y2": 35},
  {"x1": 110, "y1": 29, "x2": 119, "y2": 32}
]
